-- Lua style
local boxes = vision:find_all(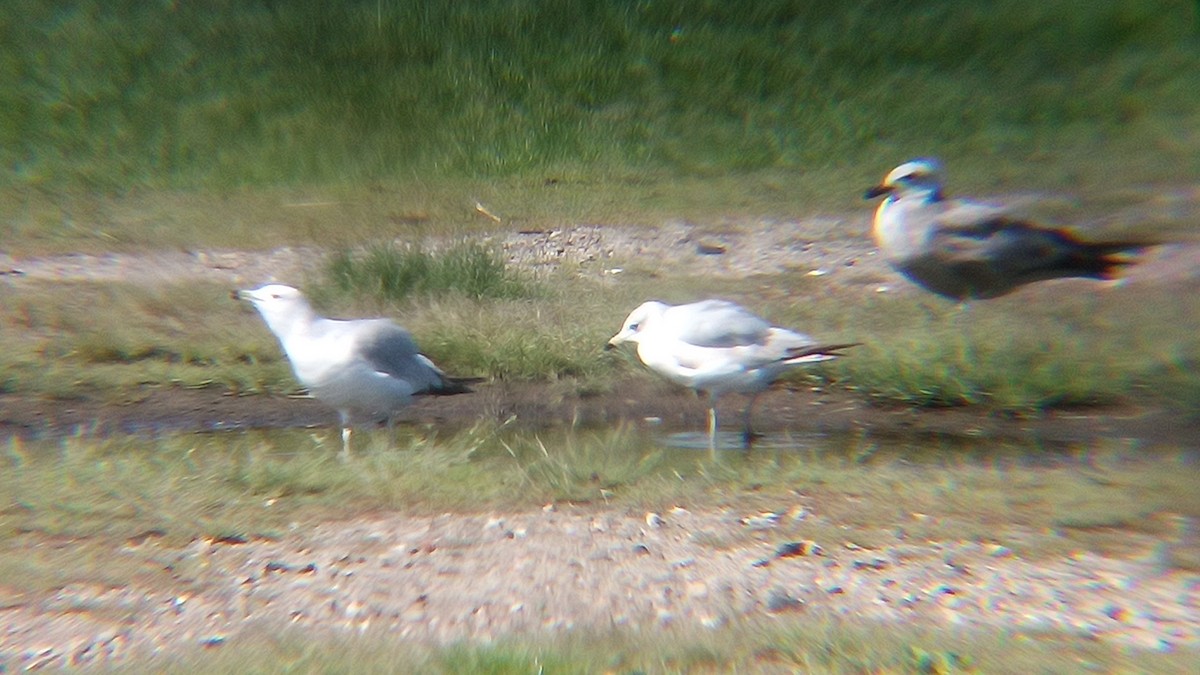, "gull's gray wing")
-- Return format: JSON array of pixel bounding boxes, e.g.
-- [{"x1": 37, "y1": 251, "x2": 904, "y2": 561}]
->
[
  {"x1": 666, "y1": 300, "x2": 773, "y2": 349},
  {"x1": 929, "y1": 197, "x2": 1109, "y2": 269},
  {"x1": 932, "y1": 216, "x2": 1093, "y2": 269},
  {"x1": 912, "y1": 212, "x2": 1143, "y2": 299},
  {"x1": 352, "y1": 319, "x2": 450, "y2": 394}
]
